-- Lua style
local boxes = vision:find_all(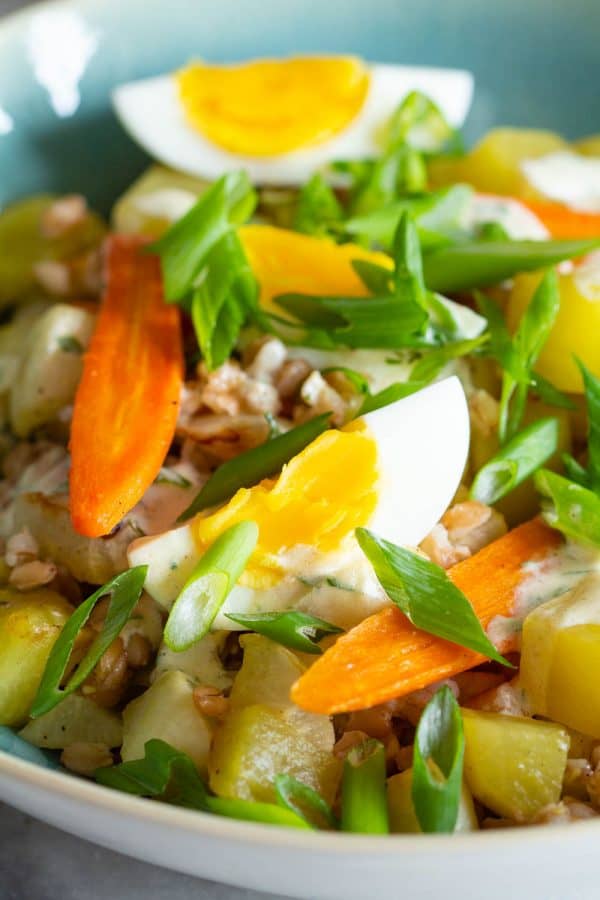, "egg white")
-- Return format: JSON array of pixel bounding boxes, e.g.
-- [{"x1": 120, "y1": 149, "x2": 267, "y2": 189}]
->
[
  {"x1": 112, "y1": 63, "x2": 473, "y2": 186},
  {"x1": 128, "y1": 376, "x2": 469, "y2": 629}
]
